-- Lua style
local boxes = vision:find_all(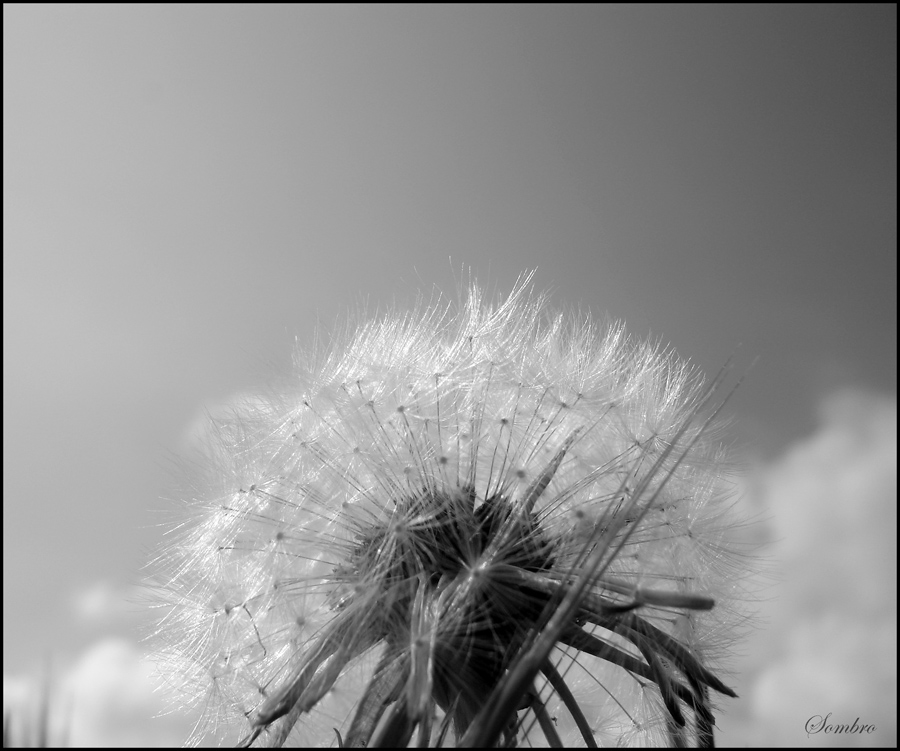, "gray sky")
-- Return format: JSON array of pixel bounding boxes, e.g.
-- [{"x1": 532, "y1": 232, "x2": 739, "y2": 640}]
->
[{"x1": 3, "y1": 5, "x2": 896, "y2": 747}]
